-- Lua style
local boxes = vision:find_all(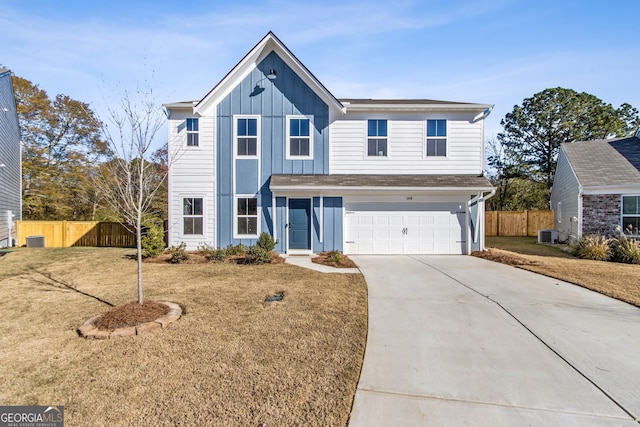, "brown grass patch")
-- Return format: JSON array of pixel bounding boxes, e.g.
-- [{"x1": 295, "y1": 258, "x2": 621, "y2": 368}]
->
[
  {"x1": 482, "y1": 237, "x2": 640, "y2": 307},
  {"x1": 0, "y1": 247, "x2": 367, "y2": 426},
  {"x1": 312, "y1": 252, "x2": 358, "y2": 268},
  {"x1": 93, "y1": 301, "x2": 170, "y2": 330}
]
